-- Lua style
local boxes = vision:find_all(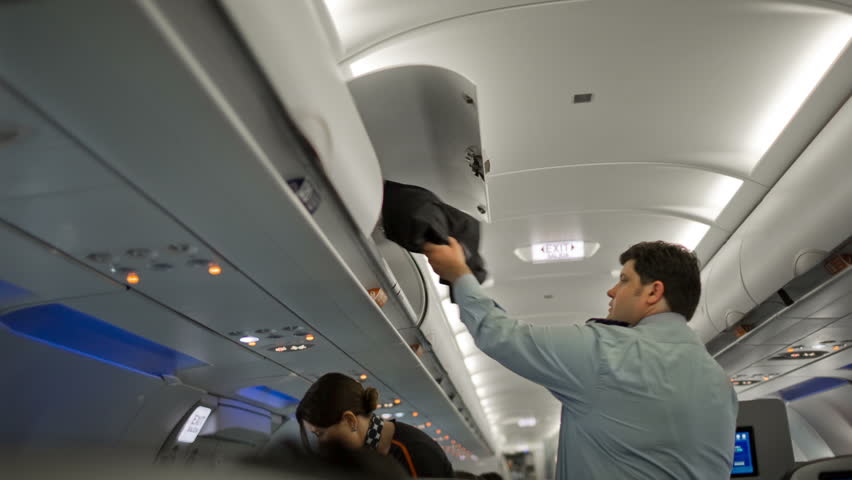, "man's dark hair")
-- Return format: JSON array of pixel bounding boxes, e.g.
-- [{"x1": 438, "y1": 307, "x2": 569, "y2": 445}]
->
[{"x1": 619, "y1": 241, "x2": 701, "y2": 320}]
